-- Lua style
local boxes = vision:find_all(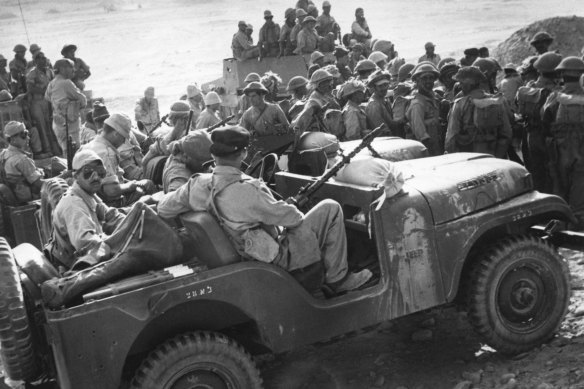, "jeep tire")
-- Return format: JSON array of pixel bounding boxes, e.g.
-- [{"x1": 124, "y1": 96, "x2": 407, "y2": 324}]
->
[
  {"x1": 0, "y1": 237, "x2": 39, "y2": 381},
  {"x1": 130, "y1": 331, "x2": 263, "y2": 389},
  {"x1": 468, "y1": 235, "x2": 571, "y2": 354}
]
